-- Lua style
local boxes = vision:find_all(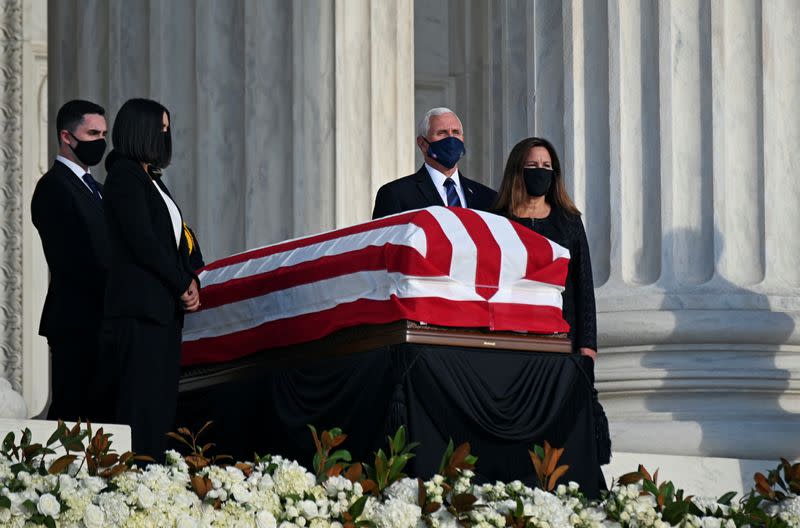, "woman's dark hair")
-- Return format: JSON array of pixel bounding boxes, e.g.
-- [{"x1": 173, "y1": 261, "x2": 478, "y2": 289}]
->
[
  {"x1": 493, "y1": 137, "x2": 581, "y2": 217},
  {"x1": 111, "y1": 98, "x2": 172, "y2": 168}
]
